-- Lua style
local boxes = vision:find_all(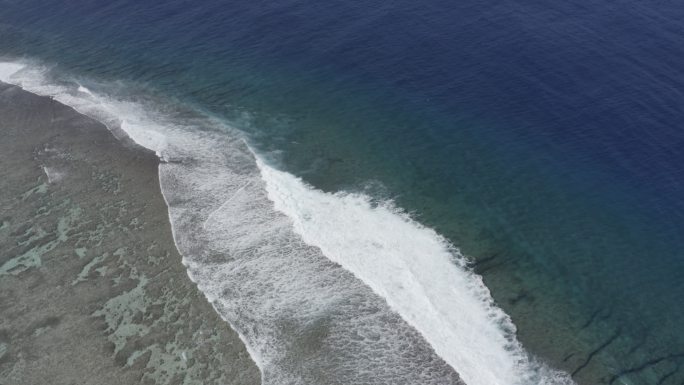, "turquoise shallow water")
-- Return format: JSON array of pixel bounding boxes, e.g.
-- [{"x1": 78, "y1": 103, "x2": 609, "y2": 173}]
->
[{"x1": 2, "y1": 1, "x2": 684, "y2": 383}]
